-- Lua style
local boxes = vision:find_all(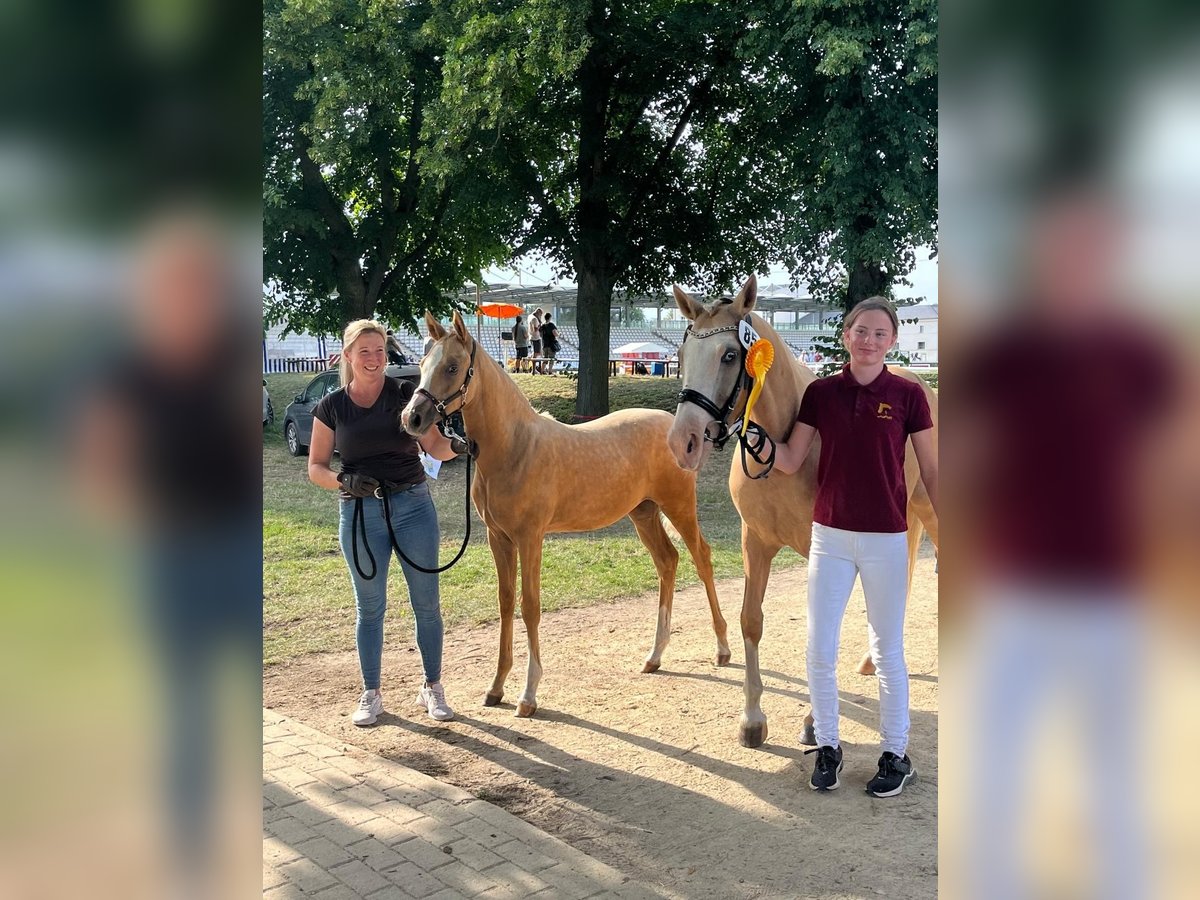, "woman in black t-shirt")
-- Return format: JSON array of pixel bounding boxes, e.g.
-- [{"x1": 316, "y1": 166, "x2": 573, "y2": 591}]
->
[{"x1": 308, "y1": 320, "x2": 462, "y2": 726}]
